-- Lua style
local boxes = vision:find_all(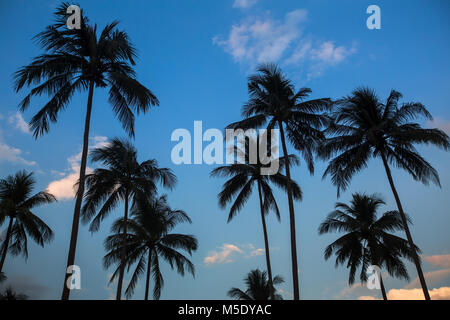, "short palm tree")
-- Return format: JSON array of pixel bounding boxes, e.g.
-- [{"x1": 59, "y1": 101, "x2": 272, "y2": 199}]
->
[
  {"x1": 319, "y1": 87, "x2": 450, "y2": 299},
  {"x1": 104, "y1": 194, "x2": 197, "y2": 300},
  {"x1": 211, "y1": 135, "x2": 301, "y2": 297},
  {"x1": 0, "y1": 171, "x2": 56, "y2": 274},
  {"x1": 227, "y1": 64, "x2": 330, "y2": 299},
  {"x1": 81, "y1": 138, "x2": 176, "y2": 300},
  {"x1": 0, "y1": 287, "x2": 28, "y2": 300},
  {"x1": 228, "y1": 269, "x2": 284, "y2": 300},
  {"x1": 13, "y1": 3, "x2": 159, "y2": 300},
  {"x1": 319, "y1": 193, "x2": 418, "y2": 300}
]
